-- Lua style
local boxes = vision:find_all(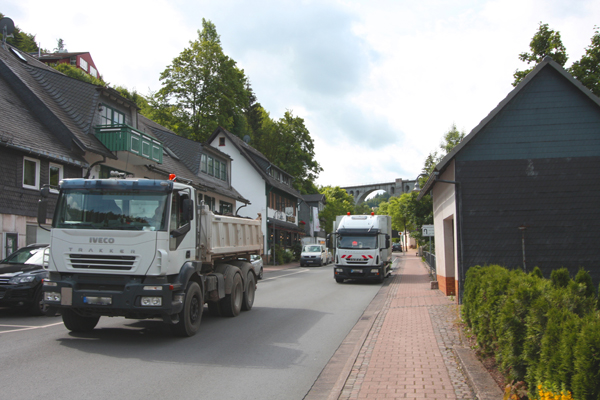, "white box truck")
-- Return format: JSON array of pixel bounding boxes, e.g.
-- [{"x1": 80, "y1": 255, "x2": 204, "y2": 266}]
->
[
  {"x1": 329, "y1": 213, "x2": 392, "y2": 283},
  {"x1": 38, "y1": 176, "x2": 263, "y2": 337}
]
